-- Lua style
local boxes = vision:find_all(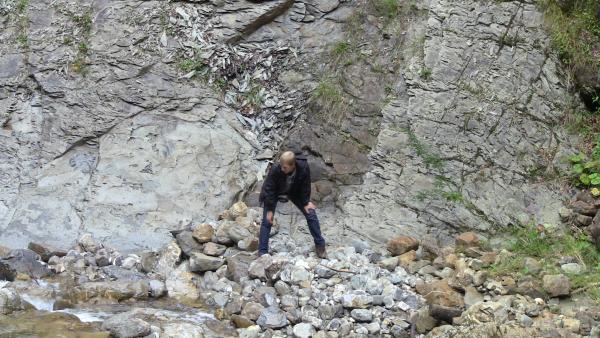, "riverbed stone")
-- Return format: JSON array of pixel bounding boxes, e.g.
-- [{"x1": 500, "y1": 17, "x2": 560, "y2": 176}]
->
[
  {"x1": 0, "y1": 288, "x2": 23, "y2": 314},
  {"x1": 101, "y1": 312, "x2": 151, "y2": 338},
  {"x1": 293, "y1": 322, "x2": 316, "y2": 337},
  {"x1": 189, "y1": 252, "x2": 225, "y2": 272},
  {"x1": 256, "y1": 306, "x2": 288, "y2": 329},
  {"x1": 192, "y1": 223, "x2": 214, "y2": 244}
]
